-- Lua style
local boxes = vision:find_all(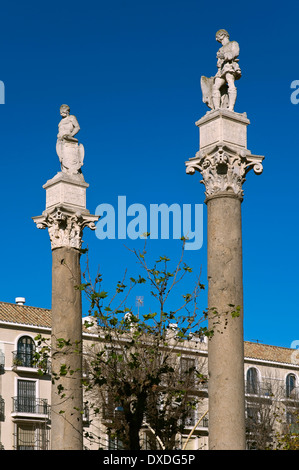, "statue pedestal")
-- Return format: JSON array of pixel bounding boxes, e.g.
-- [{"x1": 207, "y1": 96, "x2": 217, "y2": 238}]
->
[
  {"x1": 33, "y1": 172, "x2": 98, "y2": 251},
  {"x1": 43, "y1": 172, "x2": 88, "y2": 212},
  {"x1": 186, "y1": 110, "x2": 264, "y2": 200},
  {"x1": 196, "y1": 109, "x2": 249, "y2": 151}
]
